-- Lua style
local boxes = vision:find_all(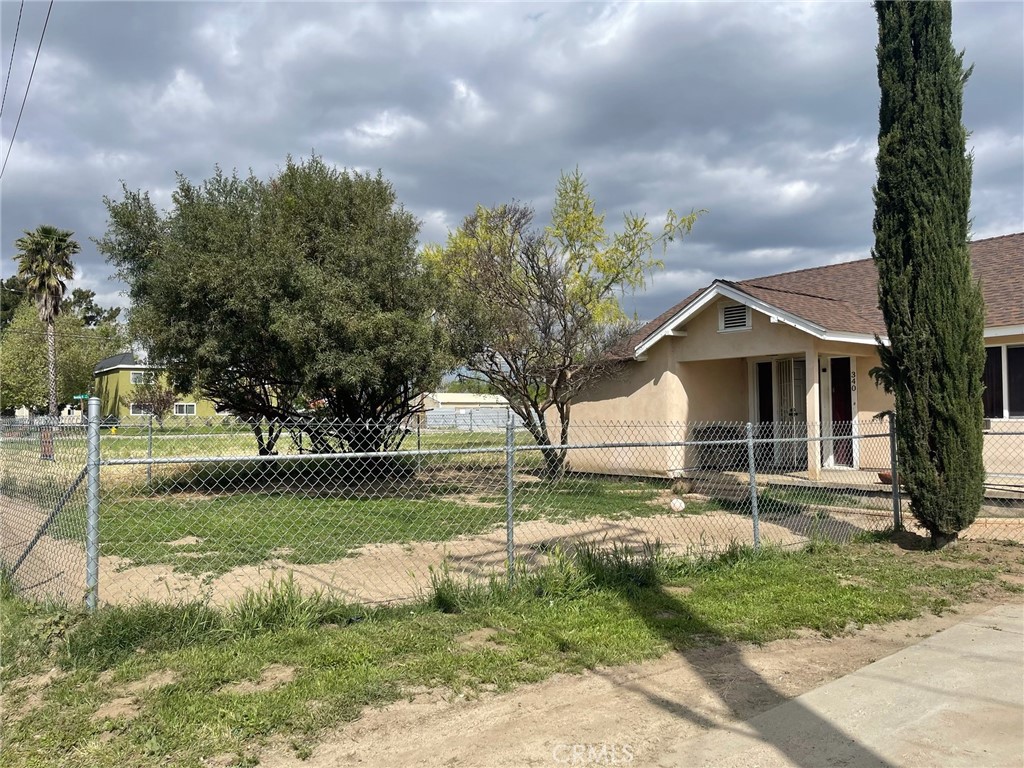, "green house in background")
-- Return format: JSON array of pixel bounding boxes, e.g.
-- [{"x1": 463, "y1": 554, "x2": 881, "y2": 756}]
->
[{"x1": 92, "y1": 353, "x2": 220, "y2": 421}]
